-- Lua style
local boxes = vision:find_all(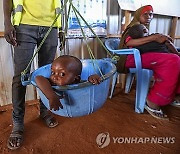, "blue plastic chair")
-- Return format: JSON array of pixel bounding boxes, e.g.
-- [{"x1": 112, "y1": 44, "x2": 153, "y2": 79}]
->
[{"x1": 105, "y1": 38, "x2": 153, "y2": 113}]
